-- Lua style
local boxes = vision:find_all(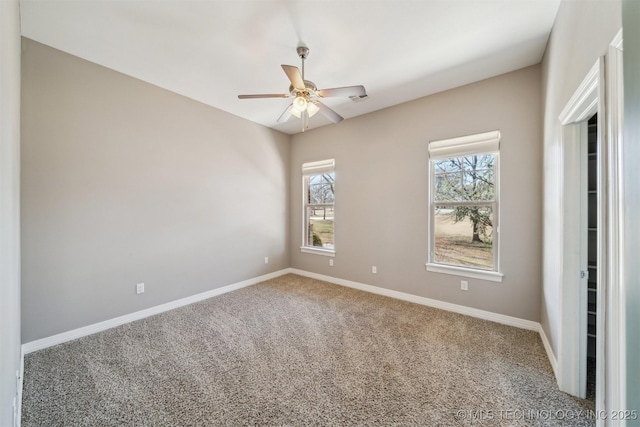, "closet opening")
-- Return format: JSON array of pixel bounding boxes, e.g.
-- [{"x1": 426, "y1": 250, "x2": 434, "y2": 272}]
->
[{"x1": 586, "y1": 113, "x2": 598, "y2": 401}]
